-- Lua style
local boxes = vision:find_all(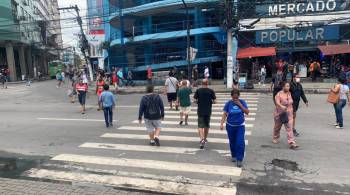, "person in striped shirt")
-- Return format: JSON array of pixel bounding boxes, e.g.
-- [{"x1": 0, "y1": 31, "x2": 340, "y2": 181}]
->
[{"x1": 76, "y1": 79, "x2": 88, "y2": 114}]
